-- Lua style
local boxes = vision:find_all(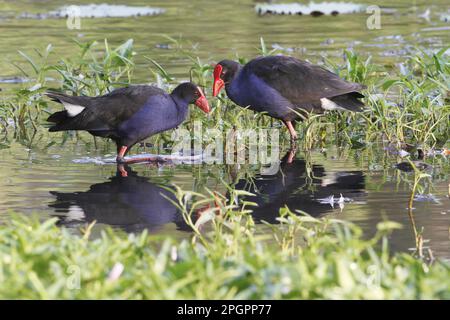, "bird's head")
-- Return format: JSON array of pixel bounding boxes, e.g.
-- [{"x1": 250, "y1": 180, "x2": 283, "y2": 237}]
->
[
  {"x1": 173, "y1": 82, "x2": 210, "y2": 113},
  {"x1": 212, "y1": 60, "x2": 240, "y2": 97}
]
